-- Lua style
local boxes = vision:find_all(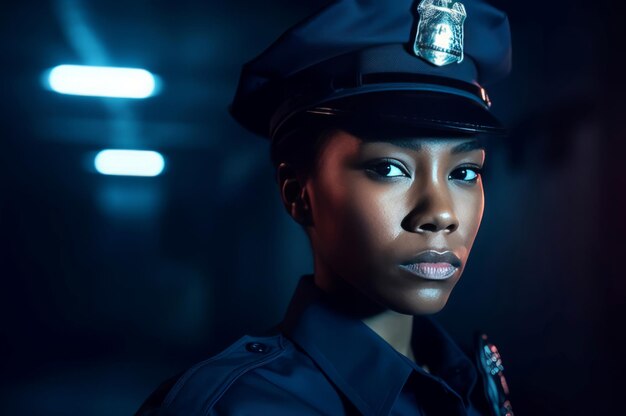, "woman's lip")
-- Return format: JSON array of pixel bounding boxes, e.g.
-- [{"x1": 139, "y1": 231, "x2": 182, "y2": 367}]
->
[
  {"x1": 399, "y1": 262, "x2": 458, "y2": 281},
  {"x1": 404, "y1": 250, "x2": 462, "y2": 268}
]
